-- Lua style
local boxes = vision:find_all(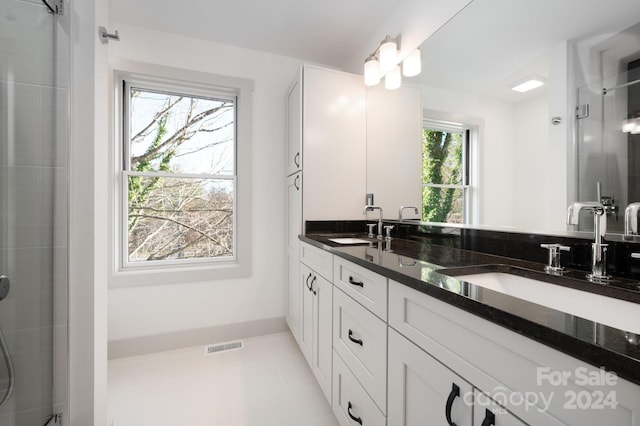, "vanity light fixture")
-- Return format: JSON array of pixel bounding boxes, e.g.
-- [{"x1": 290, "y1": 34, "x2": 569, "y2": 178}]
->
[
  {"x1": 364, "y1": 55, "x2": 381, "y2": 86},
  {"x1": 379, "y1": 36, "x2": 398, "y2": 73},
  {"x1": 511, "y1": 78, "x2": 544, "y2": 93},
  {"x1": 385, "y1": 66, "x2": 402, "y2": 90},
  {"x1": 402, "y1": 48, "x2": 421, "y2": 77},
  {"x1": 363, "y1": 34, "x2": 421, "y2": 89}
]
